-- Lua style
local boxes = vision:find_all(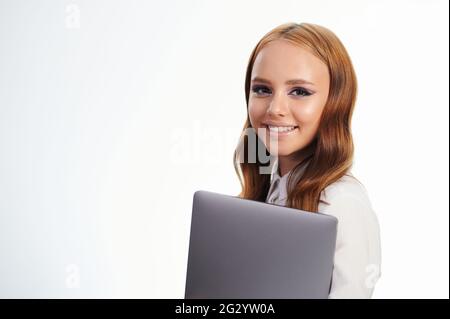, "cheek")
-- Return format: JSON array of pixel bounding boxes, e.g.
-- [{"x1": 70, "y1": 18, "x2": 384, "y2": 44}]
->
[
  {"x1": 248, "y1": 101, "x2": 266, "y2": 127},
  {"x1": 291, "y1": 102, "x2": 324, "y2": 127}
]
